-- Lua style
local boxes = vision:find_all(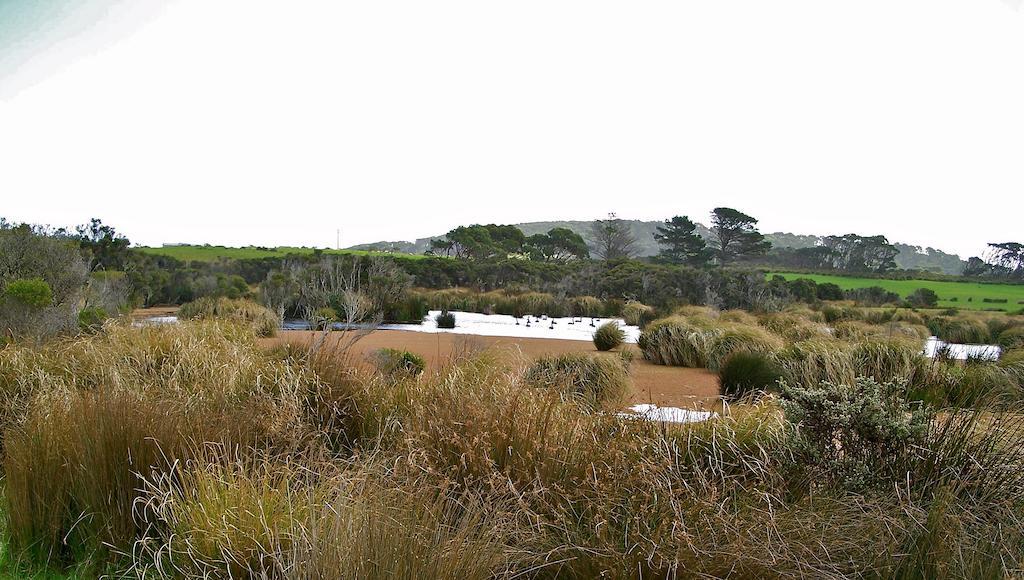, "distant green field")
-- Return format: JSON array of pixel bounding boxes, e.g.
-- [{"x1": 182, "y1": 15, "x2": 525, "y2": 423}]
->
[
  {"x1": 769, "y1": 272, "x2": 1024, "y2": 312},
  {"x1": 136, "y1": 245, "x2": 428, "y2": 262}
]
